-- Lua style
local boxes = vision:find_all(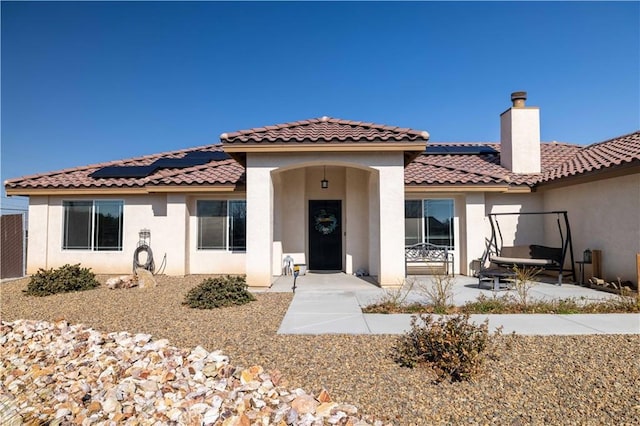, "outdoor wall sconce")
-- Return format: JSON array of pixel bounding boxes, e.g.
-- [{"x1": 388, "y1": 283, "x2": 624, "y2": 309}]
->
[{"x1": 321, "y1": 166, "x2": 329, "y2": 189}]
